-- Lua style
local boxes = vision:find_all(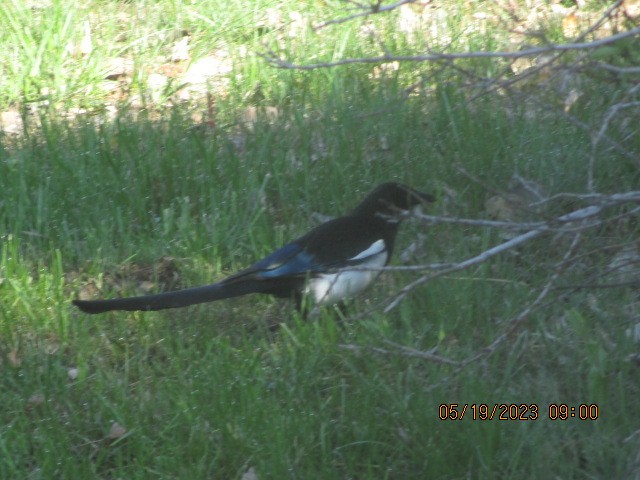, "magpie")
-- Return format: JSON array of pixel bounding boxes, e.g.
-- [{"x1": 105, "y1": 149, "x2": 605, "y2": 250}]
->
[{"x1": 73, "y1": 182, "x2": 434, "y2": 314}]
